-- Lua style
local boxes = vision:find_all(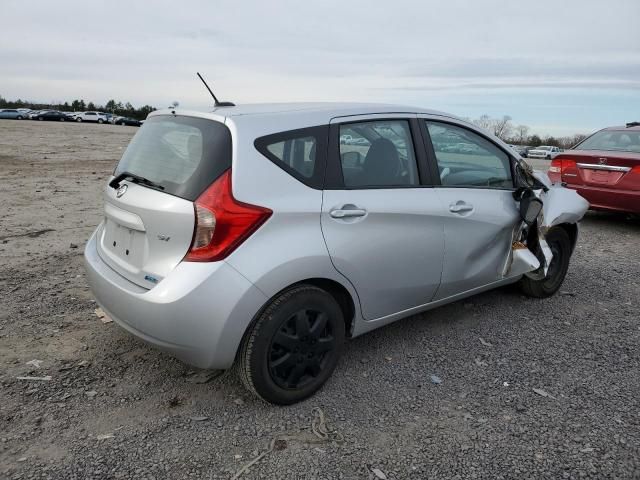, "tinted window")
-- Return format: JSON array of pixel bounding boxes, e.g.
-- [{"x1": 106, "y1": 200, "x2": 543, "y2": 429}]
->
[
  {"x1": 254, "y1": 126, "x2": 327, "y2": 189},
  {"x1": 265, "y1": 135, "x2": 316, "y2": 178},
  {"x1": 426, "y1": 121, "x2": 512, "y2": 188},
  {"x1": 114, "y1": 115, "x2": 232, "y2": 201},
  {"x1": 339, "y1": 120, "x2": 419, "y2": 187},
  {"x1": 575, "y1": 130, "x2": 640, "y2": 153}
]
